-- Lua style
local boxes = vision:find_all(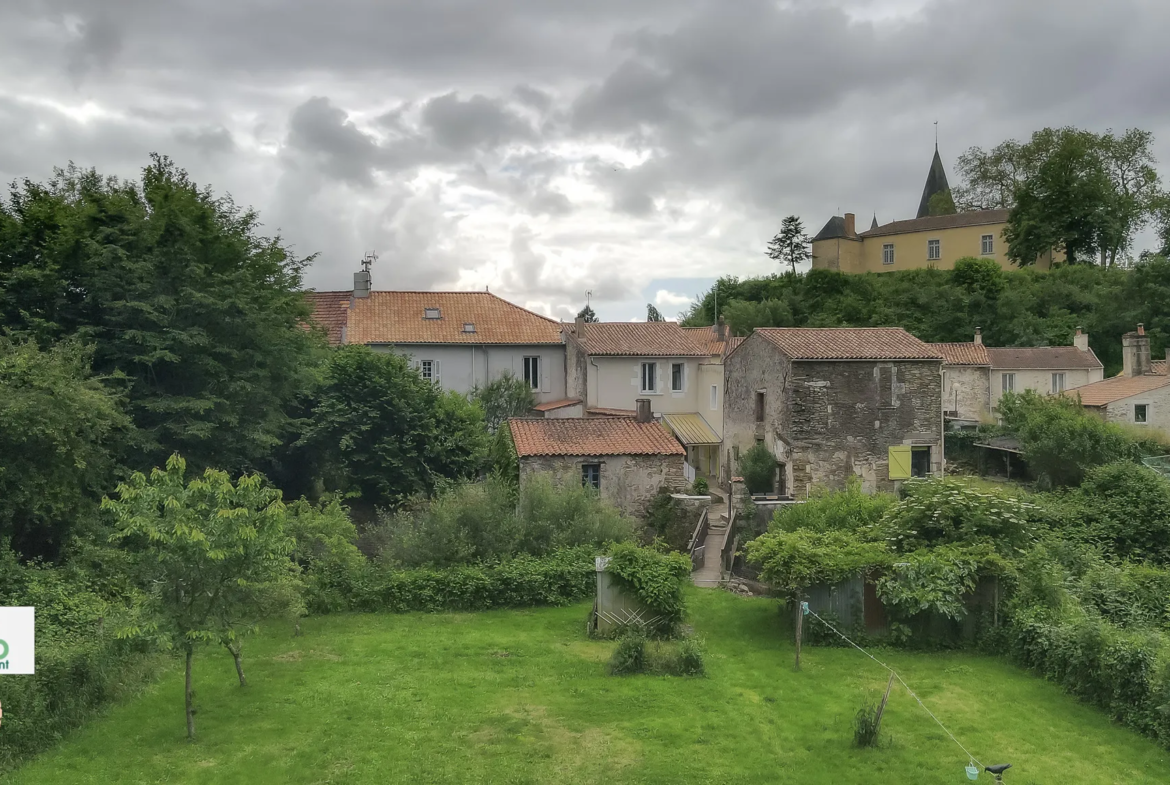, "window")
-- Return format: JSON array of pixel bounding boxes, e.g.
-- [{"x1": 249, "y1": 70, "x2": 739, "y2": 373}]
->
[
  {"x1": 911, "y1": 447, "x2": 931, "y2": 478},
  {"x1": 641, "y1": 362, "x2": 658, "y2": 393},
  {"x1": 927, "y1": 239, "x2": 940, "y2": 261},
  {"x1": 522, "y1": 356, "x2": 540, "y2": 391},
  {"x1": 423, "y1": 307, "x2": 441, "y2": 320},
  {"x1": 1002, "y1": 373, "x2": 1016, "y2": 393},
  {"x1": 462, "y1": 322, "x2": 476, "y2": 333},
  {"x1": 882, "y1": 243, "x2": 895, "y2": 265},
  {"x1": 710, "y1": 384, "x2": 718, "y2": 410},
  {"x1": 419, "y1": 359, "x2": 440, "y2": 385},
  {"x1": 581, "y1": 463, "x2": 601, "y2": 490},
  {"x1": 754, "y1": 391, "x2": 765, "y2": 423},
  {"x1": 671, "y1": 362, "x2": 684, "y2": 392},
  {"x1": 1051, "y1": 373, "x2": 1066, "y2": 394},
  {"x1": 1135, "y1": 404, "x2": 1149, "y2": 424},
  {"x1": 981, "y1": 234, "x2": 994, "y2": 255}
]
